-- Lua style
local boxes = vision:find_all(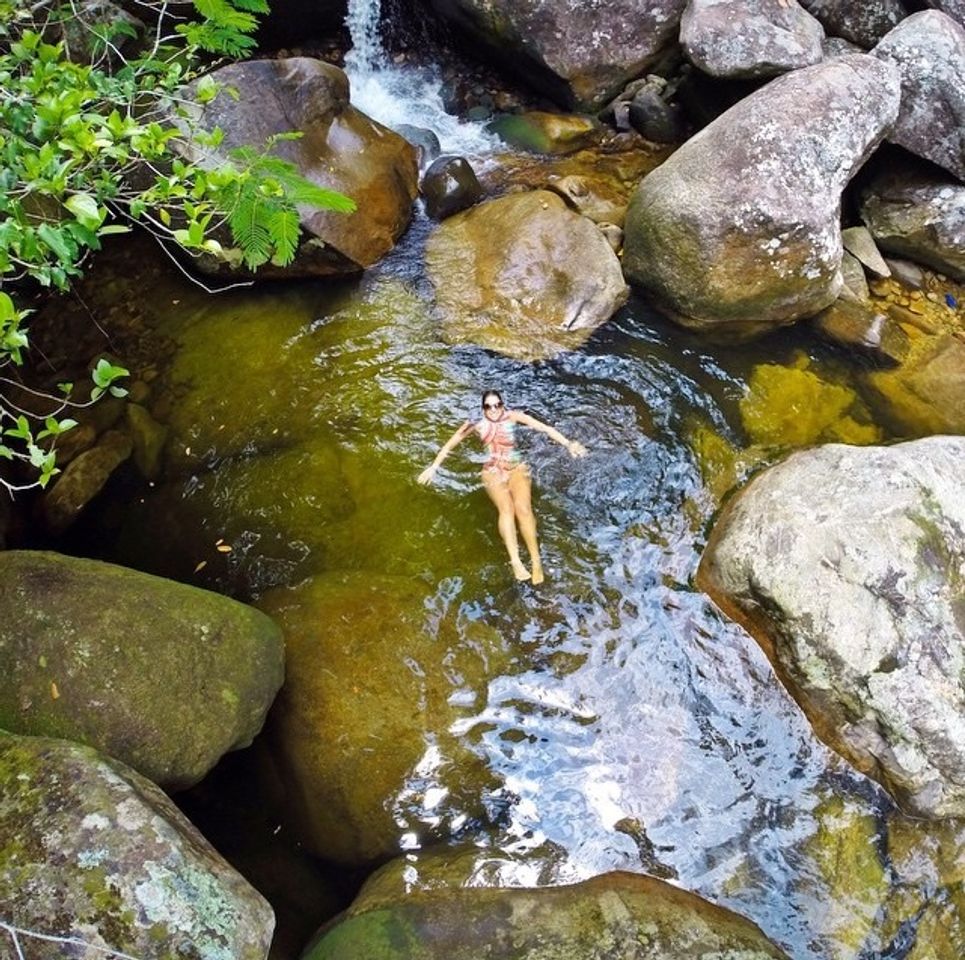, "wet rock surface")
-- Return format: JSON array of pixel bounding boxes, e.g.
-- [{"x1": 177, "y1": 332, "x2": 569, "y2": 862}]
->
[
  {"x1": 426, "y1": 0, "x2": 688, "y2": 109},
  {"x1": 0, "y1": 731, "x2": 274, "y2": 960},
  {"x1": 0, "y1": 551, "x2": 284, "y2": 790},
  {"x1": 426, "y1": 189, "x2": 628, "y2": 359},
  {"x1": 623, "y1": 55, "x2": 900, "y2": 337},
  {"x1": 873, "y1": 11, "x2": 965, "y2": 180},
  {"x1": 681, "y1": 0, "x2": 825, "y2": 79},
  {"x1": 700, "y1": 436, "x2": 965, "y2": 819},
  {"x1": 305, "y1": 870, "x2": 790, "y2": 959},
  {"x1": 421, "y1": 155, "x2": 483, "y2": 220},
  {"x1": 176, "y1": 58, "x2": 418, "y2": 277}
]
